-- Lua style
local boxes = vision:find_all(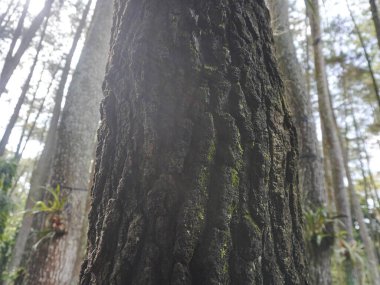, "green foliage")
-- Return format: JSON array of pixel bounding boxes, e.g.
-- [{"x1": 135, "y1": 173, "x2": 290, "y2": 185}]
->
[
  {"x1": 0, "y1": 208, "x2": 22, "y2": 281},
  {"x1": 0, "y1": 193, "x2": 11, "y2": 238},
  {"x1": 31, "y1": 185, "x2": 66, "y2": 215},
  {"x1": 336, "y1": 239, "x2": 365, "y2": 265},
  {"x1": 304, "y1": 207, "x2": 335, "y2": 246},
  {"x1": 332, "y1": 239, "x2": 370, "y2": 284},
  {"x1": 1, "y1": 267, "x2": 26, "y2": 283},
  {"x1": 0, "y1": 159, "x2": 17, "y2": 193},
  {"x1": 30, "y1": 185, "x2": 68, "y2": 249},
  {"x1": 0, "y1": 158, "x2": 17, "y2": 238}
]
